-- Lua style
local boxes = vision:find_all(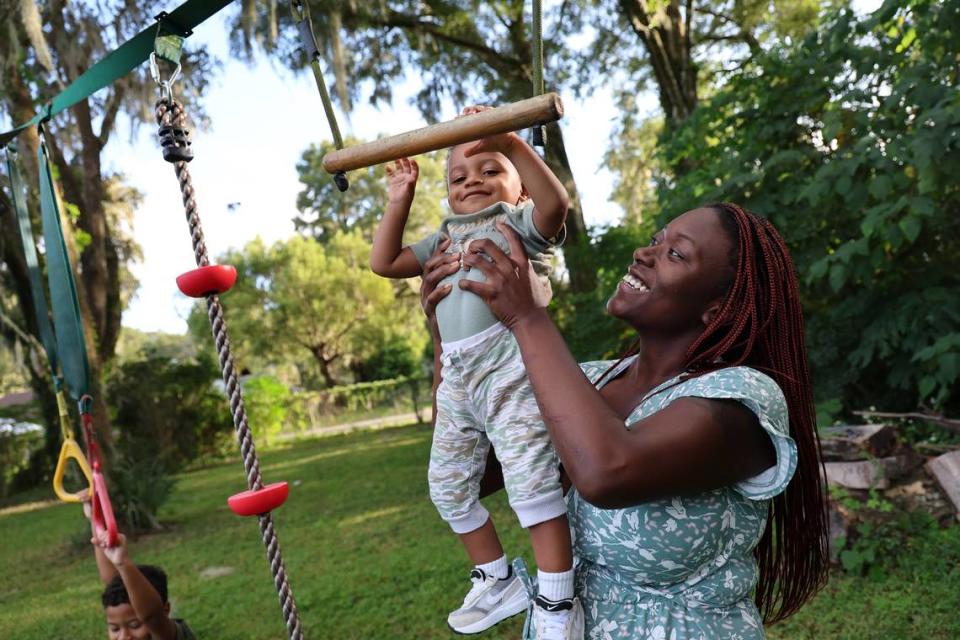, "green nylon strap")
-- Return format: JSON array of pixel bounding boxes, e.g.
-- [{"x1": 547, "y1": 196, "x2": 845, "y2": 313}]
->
[
  {"x1": 4, "y1": 146, "x2": 61, "y2": 382},
  {"x1": 37, "y1": 131, "x2": 90, "y2": 401},
  {"x1": 155, "y1": 34, "x2": 185, "y2": 65},
  {"x1": 0, "y1": 0, "x2": 233, "y2": 147}
]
